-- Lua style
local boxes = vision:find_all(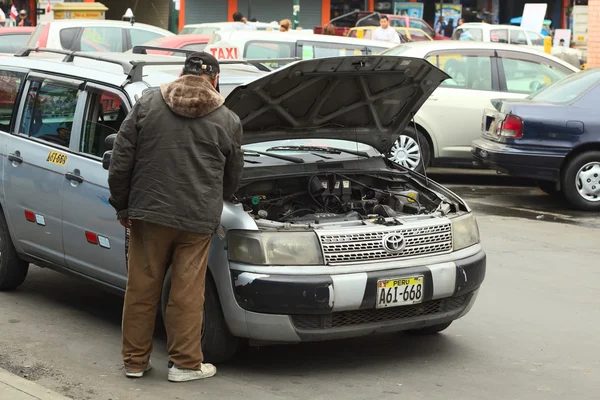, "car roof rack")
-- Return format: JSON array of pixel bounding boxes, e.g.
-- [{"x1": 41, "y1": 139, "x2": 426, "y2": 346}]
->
[
  {"x1": 15, "y1": 47, "x2": 186, "y2": 84},
  {"x1": 14, "y1": 46, "x2": 300, "y2": 85},
  {"x1": 132, "y1": 45, "x2": 301, "y2": 72}
]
